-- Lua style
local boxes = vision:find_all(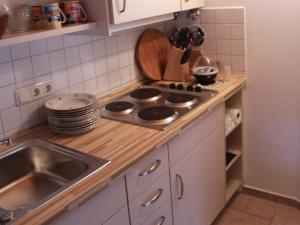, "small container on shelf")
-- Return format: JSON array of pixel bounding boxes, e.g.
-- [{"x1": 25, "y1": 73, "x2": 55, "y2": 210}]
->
[
  {"x1": 7, "y1": 5, "x2": 33, "y2": 34},
  {"x1": 0, "y1": 5, "x2": 9, "y2": 39}
]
